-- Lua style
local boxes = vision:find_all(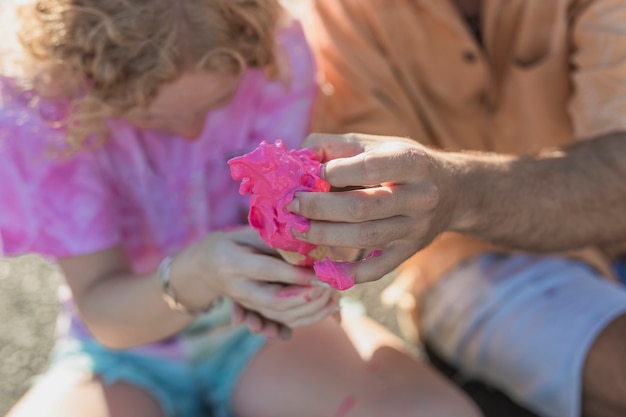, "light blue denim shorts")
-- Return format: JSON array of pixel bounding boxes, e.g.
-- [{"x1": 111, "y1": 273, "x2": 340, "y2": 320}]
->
[
  {"x1": 43, "y1": 300, "x2": 266, "y2": 417},
  {"x1": 421, "y1": 253, "x2": 626, "y2": 417}
]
